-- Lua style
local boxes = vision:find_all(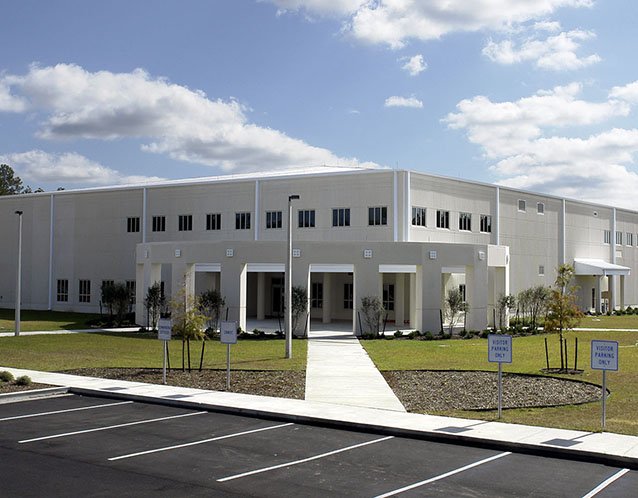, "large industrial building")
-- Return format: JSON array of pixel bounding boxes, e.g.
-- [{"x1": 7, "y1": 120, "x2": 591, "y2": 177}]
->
[{"x1": 0, "y1": 167, "x2": 633, "y2": 334}]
